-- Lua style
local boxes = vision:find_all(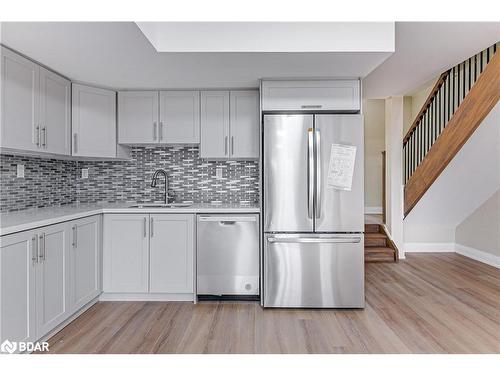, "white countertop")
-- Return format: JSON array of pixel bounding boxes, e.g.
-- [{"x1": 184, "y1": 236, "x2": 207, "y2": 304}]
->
[{"x1": 0, "y1": 203, "x2": 260, "y2": 236}]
